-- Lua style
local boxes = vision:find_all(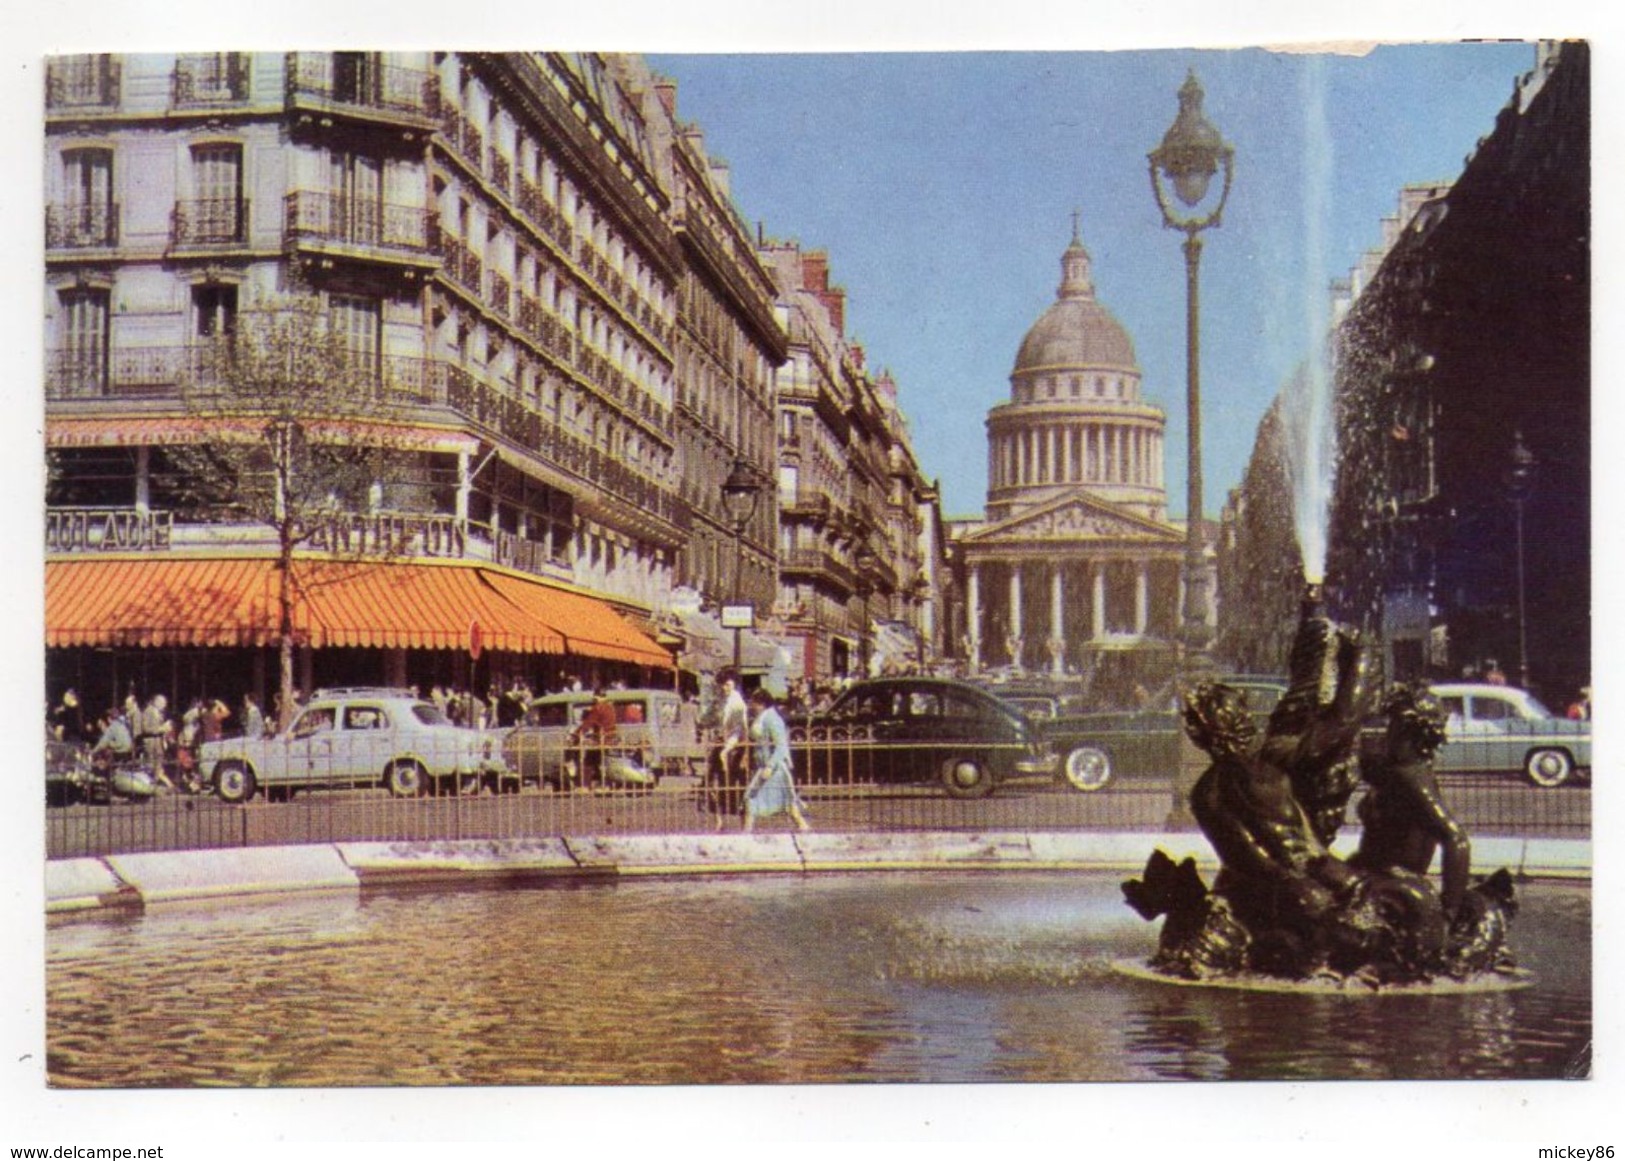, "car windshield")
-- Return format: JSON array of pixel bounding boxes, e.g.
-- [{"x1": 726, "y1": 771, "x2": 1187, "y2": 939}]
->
[{"x1": 411, "y1": 703, "x2": 452, "y2": 727}]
